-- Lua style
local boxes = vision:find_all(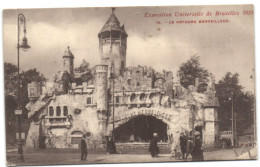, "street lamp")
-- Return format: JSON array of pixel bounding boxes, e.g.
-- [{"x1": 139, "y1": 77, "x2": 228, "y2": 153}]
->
[
  {"x1": 229, "y1": 92, "x2": 236, "y2": 147},
  {"x1": 15, "y1": 13, "x2": 31, "y2": 162},
  {"x1": 109, "y1": 72, "x2": 115, "y2": 140}
]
